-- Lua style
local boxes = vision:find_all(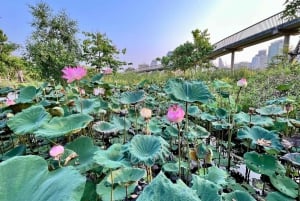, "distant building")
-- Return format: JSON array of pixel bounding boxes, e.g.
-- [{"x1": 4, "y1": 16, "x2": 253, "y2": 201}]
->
[
  {"x1": 268, "y1": 39, "x2": 283, "y2": 63},
  {"x1": 250, "y1": 49, "x2": 267, "y2": 69},
  {"x1": 218, "y1": 58, "x2": 225, "y2": 68},
  {"x1": 138, "y1": 64, "x2": 150, "y2": 69},
  {"x1": 234, "y1": 61, "x2": 251, "y2": 68}
]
